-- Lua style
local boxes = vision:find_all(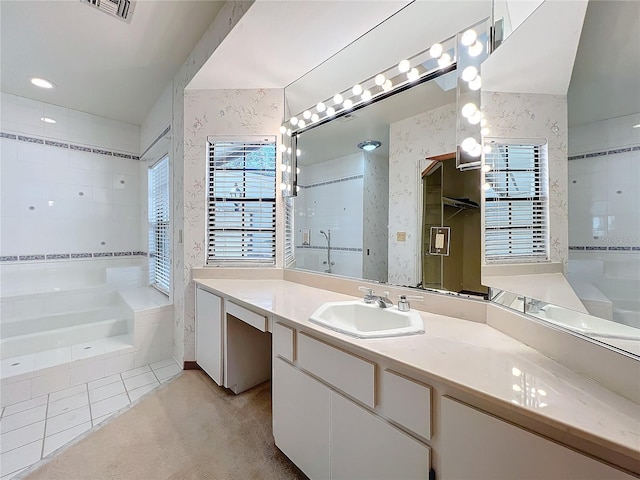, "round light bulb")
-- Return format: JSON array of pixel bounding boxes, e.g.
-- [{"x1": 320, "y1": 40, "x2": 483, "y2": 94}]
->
[
  {"x1": 311, "y1": 113, "x2": 319, "y2": 122},
  {"x1": 296, "y1": 167, "x2": 300, "y2": 174},
  {"x1": 296, "y1": 185, "x2": 300, "y2": 192},
  {"x1": 481, "y1": 127, "x2": 490, "y2": 136},
  {"x1": 468, "y1": 110, "x2": 483, "y2": 125},
  {"x1": 461, "y1": 102, "x2": 478, "y2": 118},
  {"x1": 286, "y1": 129, "x2": 292, "y2": 137},
  {"x1": 461, "y1": 29, "x2": 477, "y2": 47},
  {"x1": 286, "y1": 147, "x2": 292, "y2": 154},
  {"x1": 326, "y1": 106, "x2": 336, "y2": 116},
  {"x1": 382, "y1": 79, "x2": 393, "y2": 92},
  {"x1": 480, "y1": 118, "x2": 487, "y2": 127},
  {"x1": 280, "y1": 183, "x2": 287, "y2": 191},
  {"x1": 469, "y1": 75, "x2": 482, "y2": 91},
  {"x1": 407, "y1": 68, "x2": 420, "y2": 82},
  {"x1": 279, "y1": 125, "x2": 287, "y2": 134},
  {"x1": 398, "y1": 59, "x2": 411, "y2": 73},
  {"x1": 361, "y1": 89, "x2": 372, "y2": 101},
  {"x1": 482, "y1": 182, "x2": 491, "y2": 191},
  {"x1": 290, "y1": 116, "x2": 299, "y2": 126},
  {"x1": 286, "y1": 165, "x2": 291, "y2": 173},
  {"x1": 316, "y1": 102, "x2": 326, "y2": 112},
  {"x1": 482, "y1": 164, "x2": 492, "y2": 173},
  {"x1": 40, "y1": 117, "x2": 56, "y2": 124},
  {"x1": 461, "y1": 66, "x2": 478, "y2": 82},
  {"x1": 374, "y1": 74, "x2": 386, "y2": 86},
  {"x1": 429, "y1": 43, "x2": 443, "y2": 58},
  {"x1": 484, "y1": 145, "x2": 493, "y2": 154},
  {"x1": 278, "y1": 144, "x2": 287, "y2": 152},
  {"x1": 280, "y1": 164, "x2": 287, "y2": 172},
  {"x1": 333, "y1": 93, "x2": 343, "y2": 105},
  {"x1": 469, "y1": 143, "x2": 483, "y2": 157},
  {"x1": 303, "y1": 110, "x2": 311, "y2": 120},
  {"x1": 437, "y1": 53, "x2": 452, "y2": 68},
  {"x1": 296, "y1": 149, "x2": 301, "y2": 156},
  {"x1": 469, "y1": 40, "x2": 484, "y2": 57},
  {"x1": 352, "y1": 84, "x2": 363, "y2": 96},
  {"x1": 298, "y1": 119, "x2": 306, "y2": 128},
  {"x1": 286, "y1": 184, "x2": 291, "y2": 192},
  {"x1": 461, "y1": 137, "x2": 477, "y2": 153},
  {"x1": 343, "y1": 99, "x2": 353, "y2": 109}
]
